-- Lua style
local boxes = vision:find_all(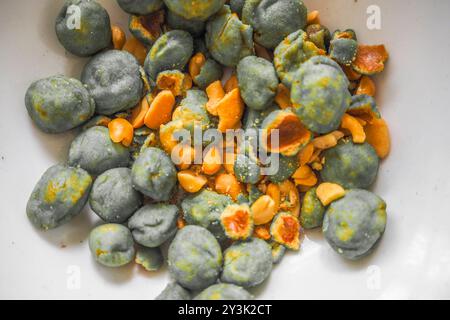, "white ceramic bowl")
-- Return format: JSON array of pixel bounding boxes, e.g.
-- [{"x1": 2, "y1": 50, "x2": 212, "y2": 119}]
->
[{"x1": 0, "y1": 0, "x2": 449, "y2": 300}]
